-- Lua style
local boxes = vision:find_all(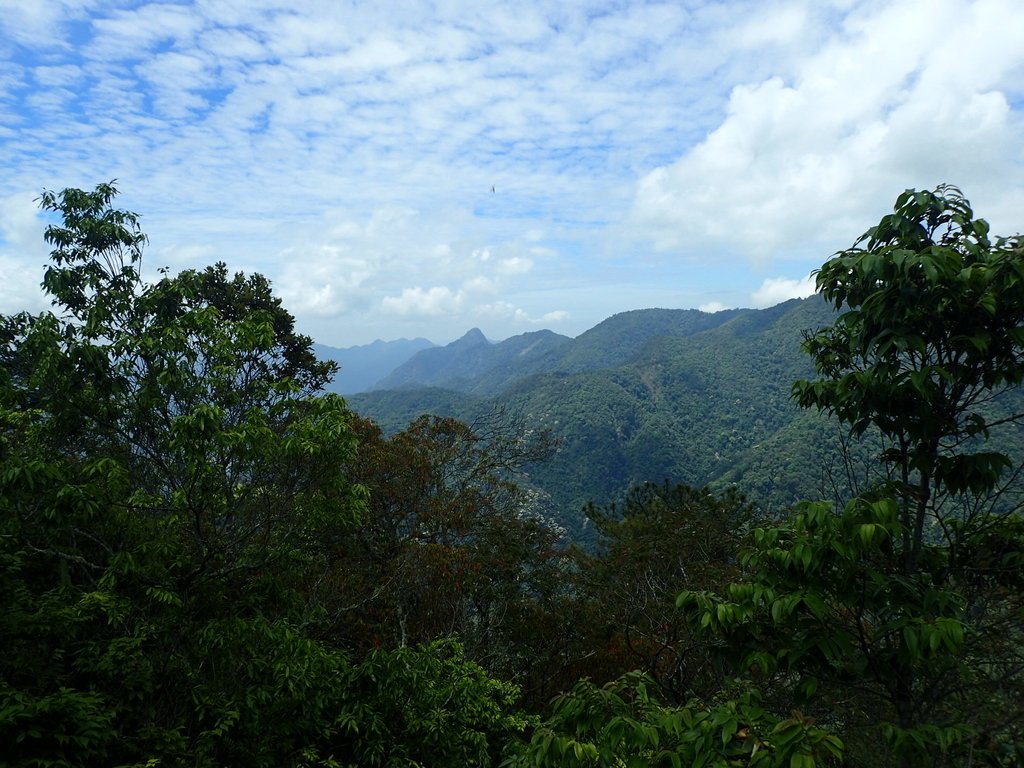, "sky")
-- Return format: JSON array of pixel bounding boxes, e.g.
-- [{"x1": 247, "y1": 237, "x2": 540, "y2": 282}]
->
[{"x1": 1, "y1": 0, "x2": 1023, "y2": 348}]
